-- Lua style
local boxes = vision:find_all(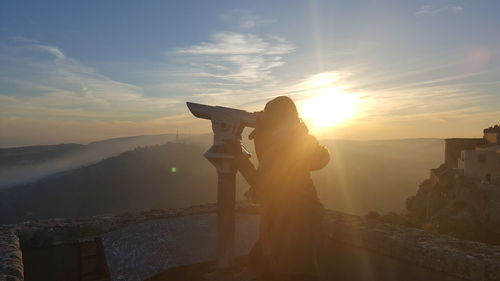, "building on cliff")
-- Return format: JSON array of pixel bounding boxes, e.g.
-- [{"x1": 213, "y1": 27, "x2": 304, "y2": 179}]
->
[
  {"x1": 484, "y1": 125, "x2": 500, "y2": 145},
  {"x1": 444, "y1": 124, "x2": 500, "y2": 184},
  {"x1": 408, "y1": 123, "x2": 500, "y2": 247},
  {"x1": 458, "y1": 145, "x2": 500, "y2": 183}
]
